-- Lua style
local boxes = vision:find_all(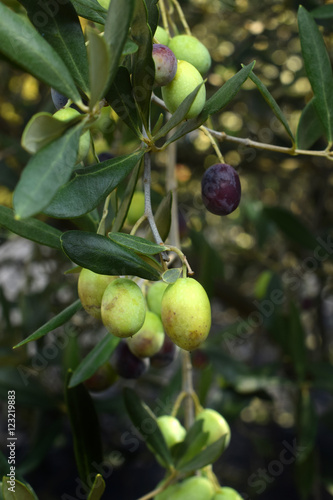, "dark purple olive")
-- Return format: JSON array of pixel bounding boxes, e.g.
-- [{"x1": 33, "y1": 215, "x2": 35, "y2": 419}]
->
[
  {"x1": 201, "y1": 163, "x2": 241, "y2": 216},
  {"x1": 113, "y1": 341, "x2": 149, "y2": 379}
]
